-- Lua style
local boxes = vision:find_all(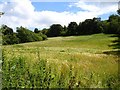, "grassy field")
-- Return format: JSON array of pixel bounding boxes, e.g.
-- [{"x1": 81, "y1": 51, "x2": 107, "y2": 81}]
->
[{"x1": 2, "y1": 34, "x2": 119, "y2": 88}]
